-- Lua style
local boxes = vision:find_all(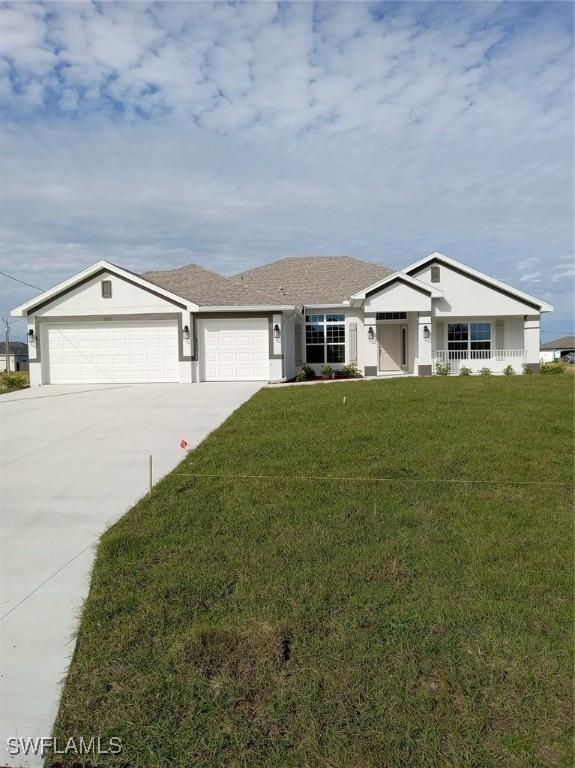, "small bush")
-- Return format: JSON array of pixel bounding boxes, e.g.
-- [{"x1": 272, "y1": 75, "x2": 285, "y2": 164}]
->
[
  {"x1": 295, "y1": 364, "x2": 314, "y2": 382},
  {"x1": 503, "y1": 365, "x2": 516, "y2": 376},
  {"x1": 459, "y1": 367, "x2": 472, "y2": 376},
  {"x1": 522, "y1": 364, "x2": 533, "y2": 375},
  {"x1": 321, "y1": 363, "x2": 334, "y2": 379},
  {"x1": 0, "y1": 372, "x2": 28, "y2": 390},
  {"x1": 435, "y1": 361, "x2": 450, "y2": 376},
  {"x1": 339, "y1": 363, "x2": 361, "y2": 379},
  {"x1": 479, "y1": 367, "x2": 492, "y2": 376},
  {"x1": 541, "y1": 362, "x2": 565, "y2": 375}
]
